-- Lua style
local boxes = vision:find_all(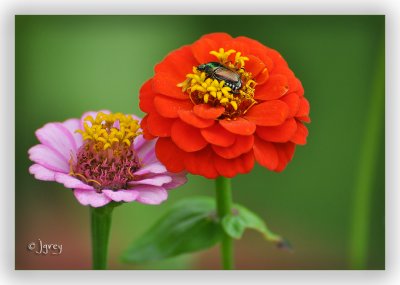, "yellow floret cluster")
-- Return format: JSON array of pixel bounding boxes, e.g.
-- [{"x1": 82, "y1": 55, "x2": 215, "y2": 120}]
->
[
  {"x1": 210, "y1": 48, "x2": 249, "y2": 68},
  {"x1": 76, "y1": 112, "x2": 140, "y2": 150},
  {"x1": 178, "y1": 68, "x2": 239, "y2": 110},
  {"x1": 177, "y1": 48, "x2": 257, "y2": 116}
]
